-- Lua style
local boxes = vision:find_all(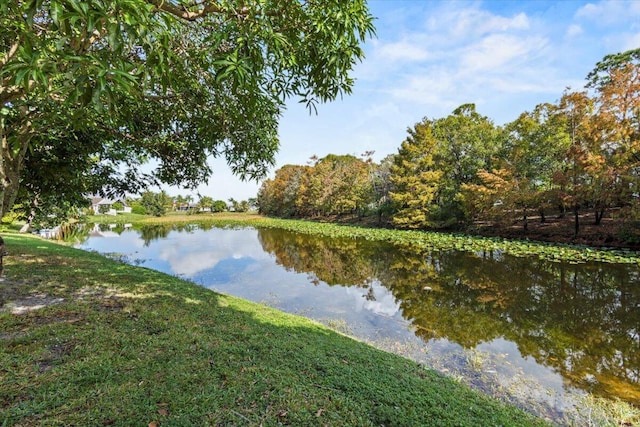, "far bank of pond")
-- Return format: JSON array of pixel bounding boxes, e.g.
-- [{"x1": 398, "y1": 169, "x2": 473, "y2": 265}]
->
[{"x1": 72, "y1": 214, "x2": 640, "y2": 425}]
